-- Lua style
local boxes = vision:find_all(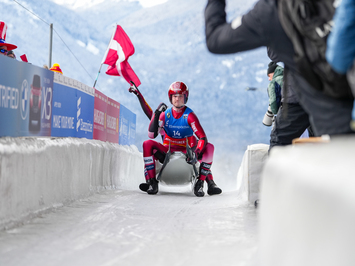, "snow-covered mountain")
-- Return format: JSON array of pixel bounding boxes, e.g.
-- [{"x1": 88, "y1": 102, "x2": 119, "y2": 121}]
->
[{"x1": 1, "y1": 0, "x2": 271, "y2": 170}]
